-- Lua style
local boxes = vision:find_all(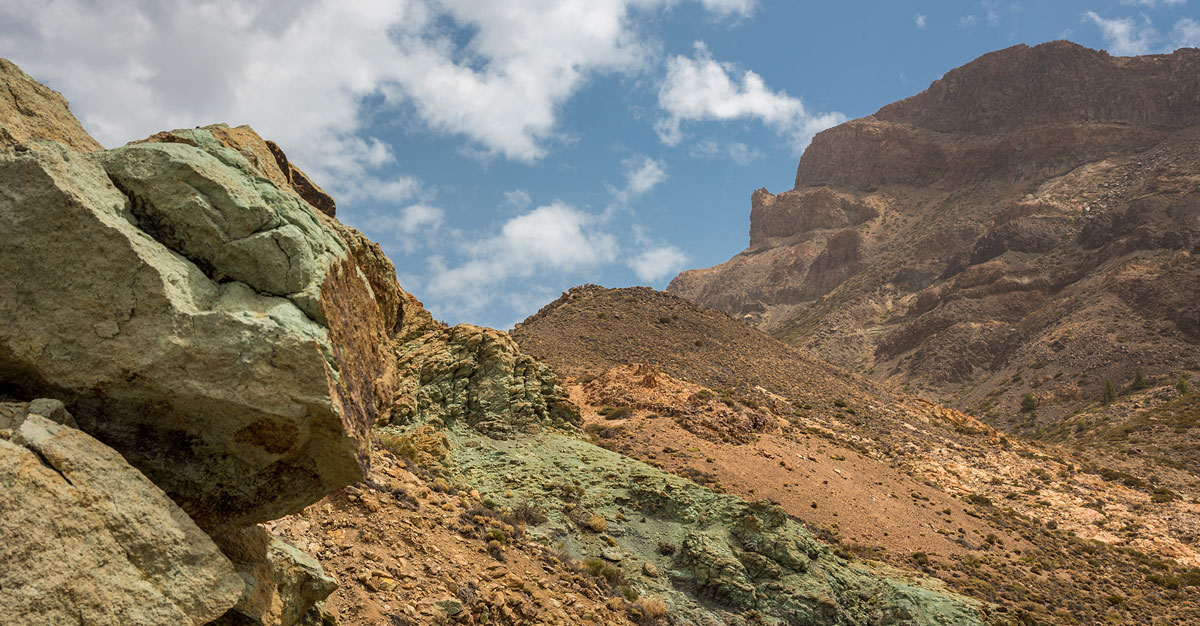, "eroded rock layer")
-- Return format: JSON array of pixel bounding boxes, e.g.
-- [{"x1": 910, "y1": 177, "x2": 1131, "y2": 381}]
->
[{"x1": 669, "y1": 41, "x2": 1200, "y2": 427}]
